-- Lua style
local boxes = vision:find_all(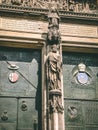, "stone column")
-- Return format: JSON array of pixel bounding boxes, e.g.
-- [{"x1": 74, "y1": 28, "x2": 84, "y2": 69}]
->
[
  {"x1": 46, "y1": 8, "x2": 64, "y2": 130},
  {"x1": 97, "y1": 0, "x2": 98, "y2": 7}
]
